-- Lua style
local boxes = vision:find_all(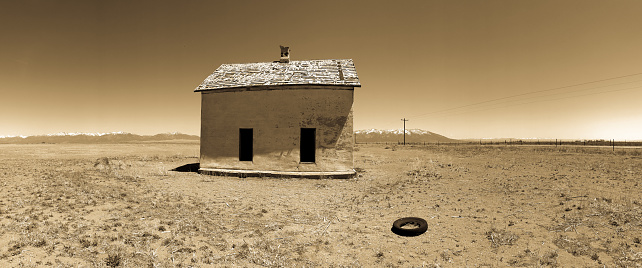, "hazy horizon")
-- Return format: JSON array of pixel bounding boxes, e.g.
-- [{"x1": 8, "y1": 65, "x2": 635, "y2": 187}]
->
[
  {"x1": 2, "y1": 0, "x2": 642, "y2": 140},
  {"x1": 3, "y1": 128, "x2": 641, "y2": 142}
]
